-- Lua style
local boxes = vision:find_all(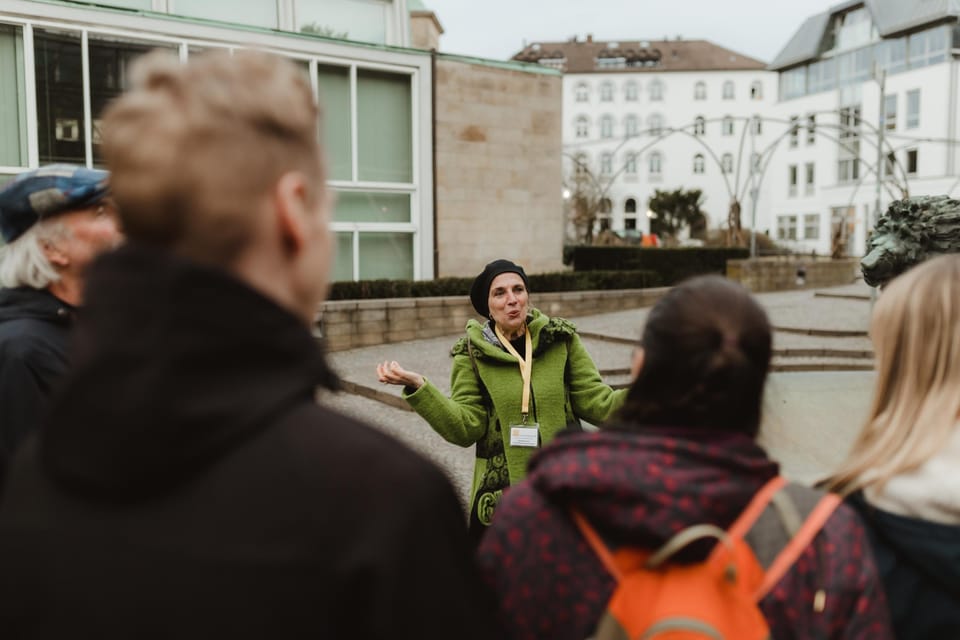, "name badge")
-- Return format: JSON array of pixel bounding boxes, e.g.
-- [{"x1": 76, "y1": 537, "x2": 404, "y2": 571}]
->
[{"x1": 510, "y1": 424, "x2": 539, "y2": 448}]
